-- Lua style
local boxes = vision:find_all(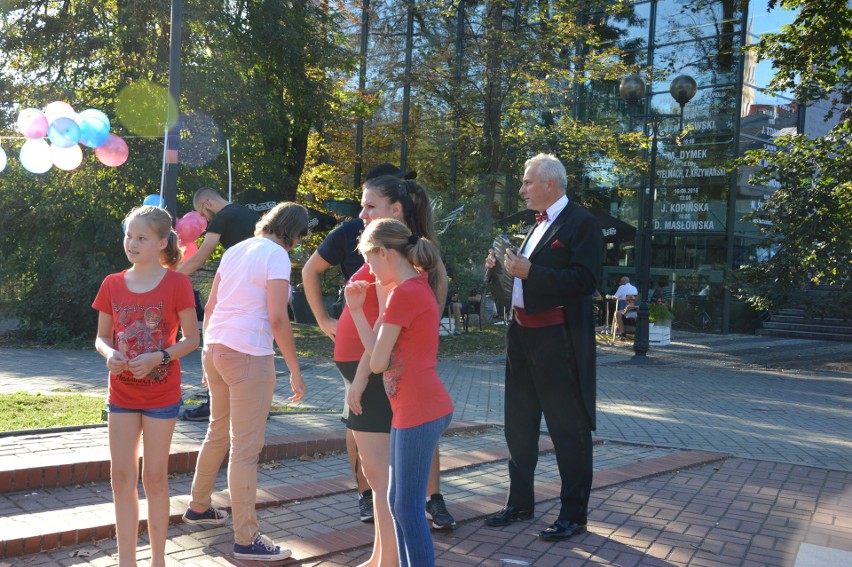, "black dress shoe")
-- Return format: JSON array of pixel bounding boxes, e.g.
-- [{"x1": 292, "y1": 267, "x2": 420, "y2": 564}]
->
[
  {"x1": 483, "y1": 506, "x2": 534, "y2": 527},
  {"x1": 539, "y1": 519, "x2": 587, "y2": 541}
]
